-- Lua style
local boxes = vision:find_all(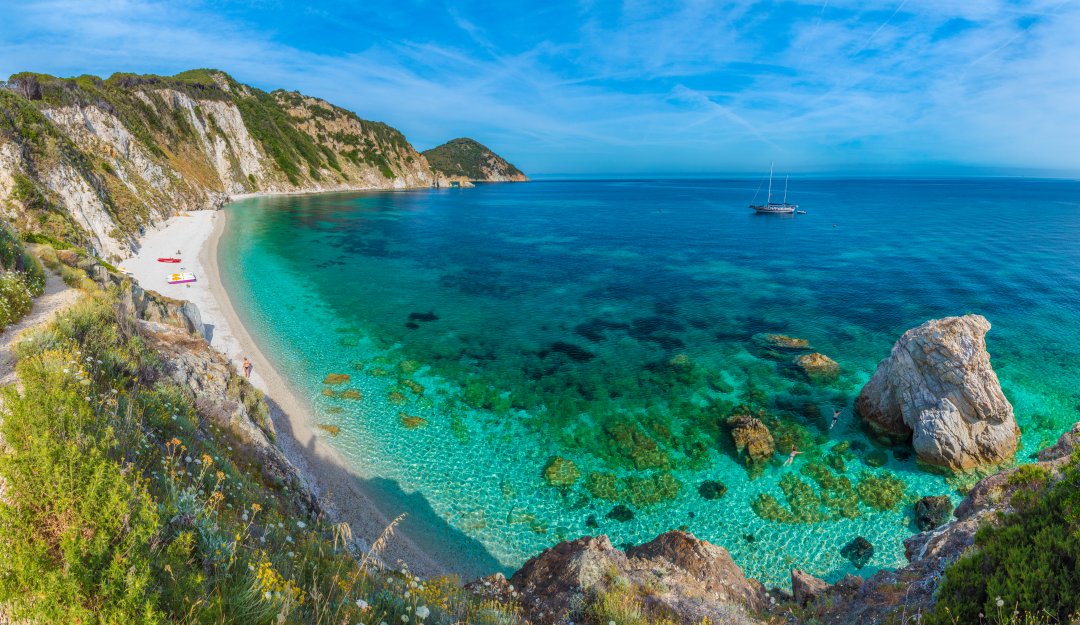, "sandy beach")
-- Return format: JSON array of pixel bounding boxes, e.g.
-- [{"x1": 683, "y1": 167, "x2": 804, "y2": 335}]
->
[{"x1": 124, "y1": 209, "x2": 454, "y2": 578}]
